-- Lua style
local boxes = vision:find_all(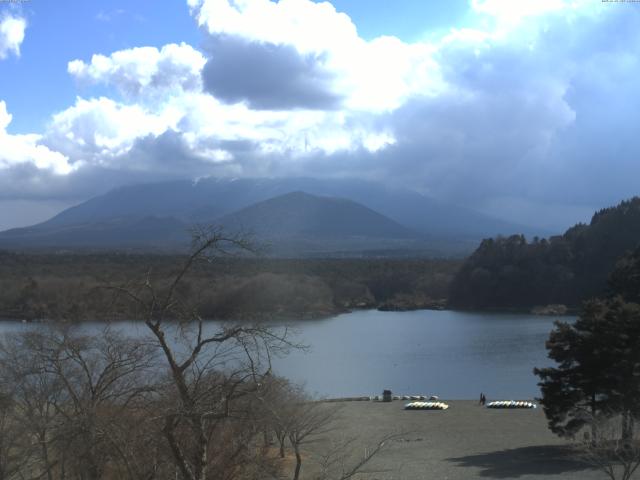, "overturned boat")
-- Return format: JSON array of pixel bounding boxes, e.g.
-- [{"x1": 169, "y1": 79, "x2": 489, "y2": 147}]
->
[
  {"x1": 404, "y1": 401, "x2": 449, "y2": 410},
  {"x1": 486, "y1": 400, "x2": 536, "y2": 409}
]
